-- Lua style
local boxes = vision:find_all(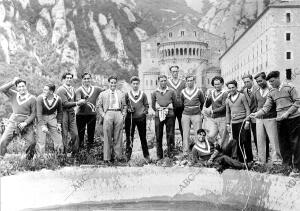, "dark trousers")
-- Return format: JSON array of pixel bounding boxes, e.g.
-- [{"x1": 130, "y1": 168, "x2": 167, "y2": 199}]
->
[
  {"x1": 232, "y1": 122, "x2": 253, "y2": 162},
  {"x1": 62, "y1": 110, "x2": 79, "y2": 153},
  {"x1": 155, "y1": 116, "x2": 175, "y2": 159},
  {"x1": 76, "y1": 114, "x2": 97, "y2": 150},
  {"x1": 277, "y1": 116, "x2": 300, "y2": 170},
  {"x1": 174, "y1": 107, "x2": 183, "y2": 139},
  {"x1": 125, "y1": 115, "x2": 149, "y2": 159},
  {"x1": 215, "y1": 155, "x2": 245, "y2": 169},
  {"x1": 250, "y1": 122, "x2": 257, "y2": 151}
]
